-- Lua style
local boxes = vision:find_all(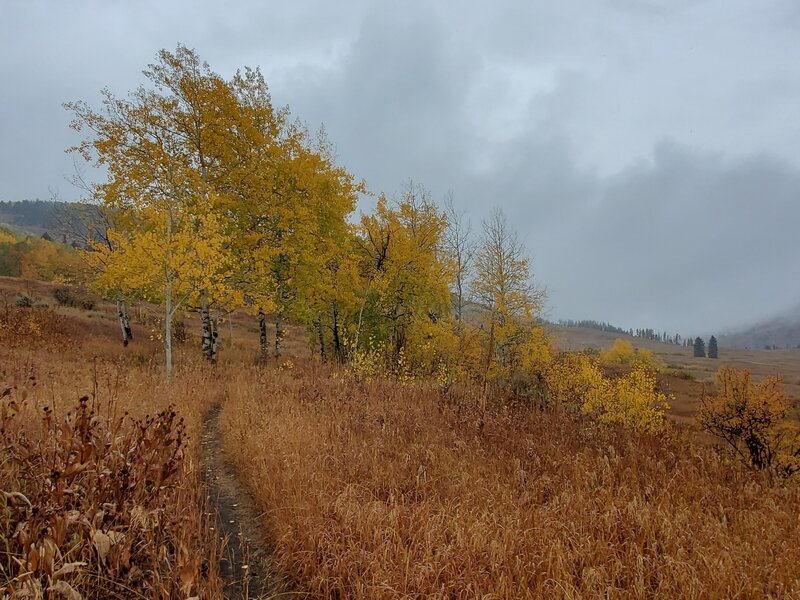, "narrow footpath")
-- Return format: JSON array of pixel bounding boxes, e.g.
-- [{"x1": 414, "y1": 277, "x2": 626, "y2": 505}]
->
[{"x1": 201, "y1": 403, "x2": 296, "y2": 599}]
